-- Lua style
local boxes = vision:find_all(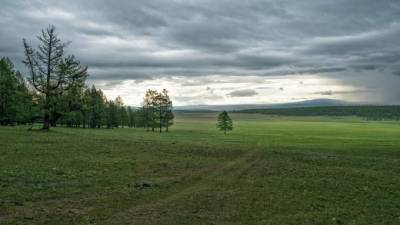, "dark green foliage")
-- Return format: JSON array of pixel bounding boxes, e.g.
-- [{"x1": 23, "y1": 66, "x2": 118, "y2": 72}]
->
[
  {"x1": 134, "y1": 108, "x2": 148, "y2": 128},
  {"x1": 114, "y1": 96, "x2": 125, "y2": 127},
  {"x1": 127, "y1": 106, "x2": 136, "y2": 128},
  {"x1": 87, "y1": 86, "x2": 106, "y2": 128},
  {"x1": 0, "y1": 70, "x2": 135, "y2": 129},
  {"x1": 101, "y1": 96, "x2": 129, "y2": 129},
  {"x1": 52, "y1": 77, "x2": 86, "y2": 127},
  {"x1": 0, "y1": 57, "x2": 37, "y2": 125},
  {"x1": 154, "y1": 89, "x2": 173, "y2": 133},
  {"x1": 106, "y1": 100, "x2": 119, "y2": 128},
  {"x1": 23, "y1": 25, "x2": 88, "y2": 130},
  {"x1": 62, "y1": 111, "x2": 83, "y2": 128},
  {"x1": 164, "y1": 110, "x2": 174, "y2": 132},
  {"x1": 0, "y1": 58, "x2": 19, "y2": 125},
  {"x1": 119, "y1": 107, "x2": 129, "y2": 128},
  {"x1": 141, "y1": 89, "x2": 158, "y2": 131},
  {"x1": 141, "y1": 89, "x2": 174, "y2": 132},
  {"x1": 217, "y1": 111, "x2": 233, "y2": 134}
]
